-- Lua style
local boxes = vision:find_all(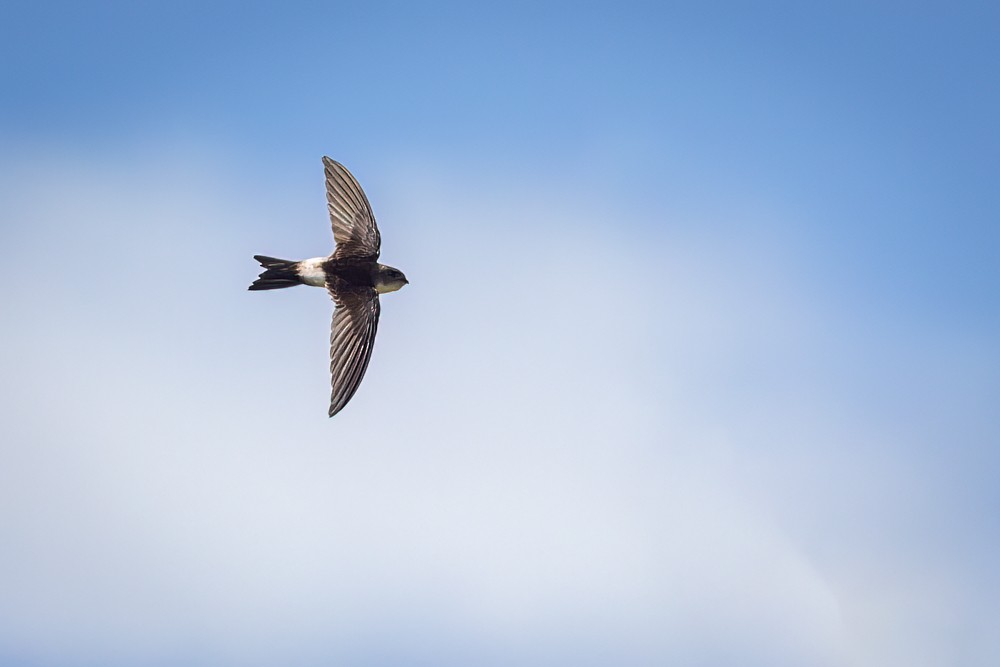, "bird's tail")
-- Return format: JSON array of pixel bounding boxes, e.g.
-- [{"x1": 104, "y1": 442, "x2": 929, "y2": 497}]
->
[{"x1": 249, "y1": 255, "x2": 301, "y2": 290}]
